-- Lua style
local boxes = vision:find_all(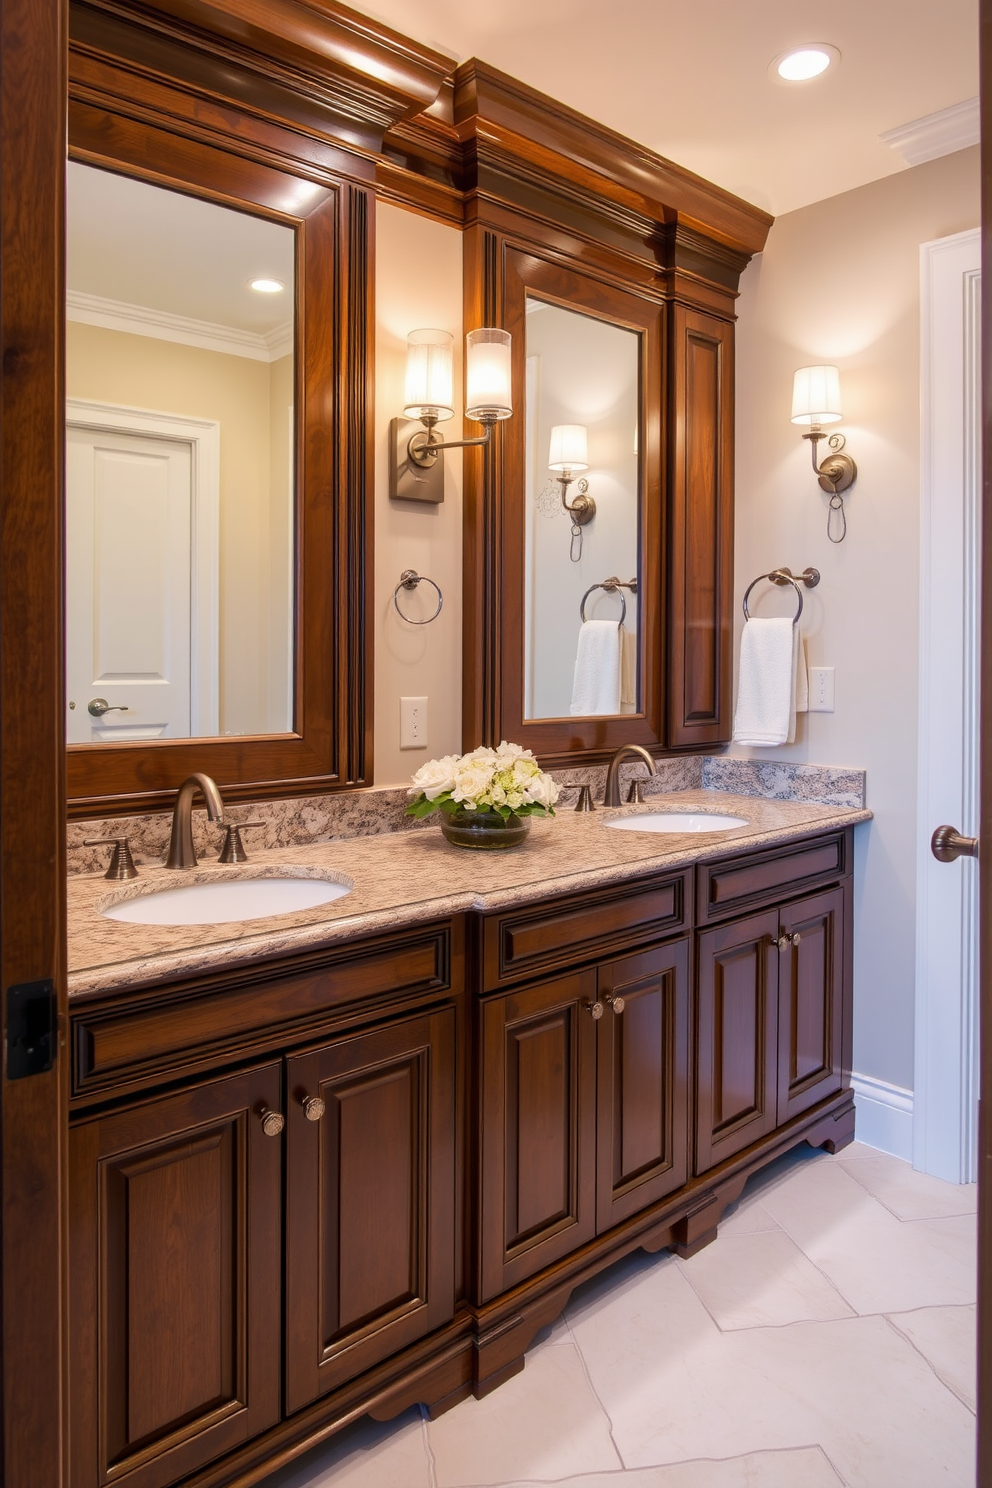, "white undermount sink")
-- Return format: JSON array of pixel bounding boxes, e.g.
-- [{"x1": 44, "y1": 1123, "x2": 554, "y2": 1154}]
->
[
  {"x1": 605, "y1": 812, "x2": 748, "y2": 834},
  {"x1": 101, "y1": 875, "x2": 352, "y2": 926}
]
